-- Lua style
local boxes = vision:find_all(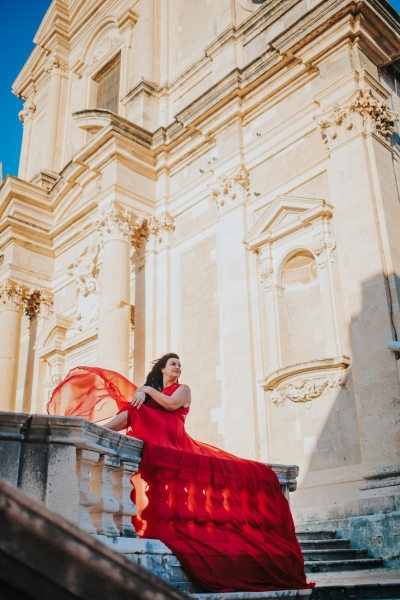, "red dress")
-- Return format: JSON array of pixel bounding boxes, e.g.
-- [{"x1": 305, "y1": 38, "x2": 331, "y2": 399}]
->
[{"x1": 48, "y1": 366, "x2": 314, "y2": 593}]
